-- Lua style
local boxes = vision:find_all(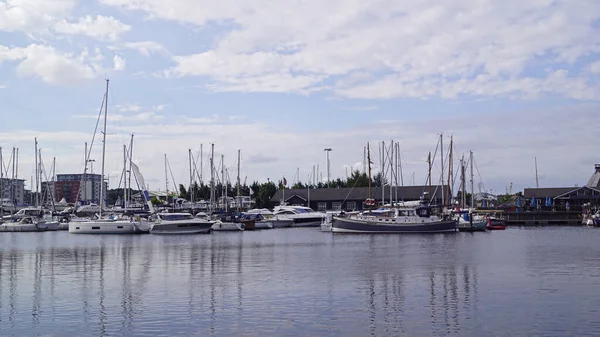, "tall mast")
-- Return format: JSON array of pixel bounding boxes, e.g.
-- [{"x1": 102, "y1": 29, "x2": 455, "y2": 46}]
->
[
  {"x1": 367, "y1": 142, "x2": 372, "y2": 203},
  {"x1": 11, "y1": 147, "x2": 15, "y2": 203},
  {"x1": 189, "y1": 149, "x2": 193, "y2": 203},
  {"x1": 34, "y1": 138, "x2": 38, "y2": 207},
  {"x1": 427, "y1": 151, "x2": 432, "y2": 200},
  {"x1": 447, "y1": 135, "x2": 453, "y2": 204},
  {"x1": 389, "y1": 140, "x2": 393, "y2": 206},
  {"x1": 98, "y1": 79, "x2": 109, "y2": 217},
  {"x1": 0, "y1": 147, "x2": 3, "y2": 208},
  {"x1": 440, "y1": 133, "x2": 445, "y2": 206},
  {"x1": 164, "y1": 154, "x2": 168, "y2": 197},
  {"x1": 209, "y1": 143, "x2": 214, "y2": 214},
  {"x1": 535, "y1": 157, "x2": 539, "y2": 188},
  {"x1": 237, "y1": 149, "x2": 241, "y2": 211},
  {"x1": 123, "y1": 144, "x2": 127, "y2": 208},
  {"x1": 398, "y1": 143, "x2": 404, "y2": 187},
  {"x1": 200, "y1": 144, "x2": 203, "y2": 184},
  {"x1": 52, "y1": 157, "x2": 56, "y2": 203},
  {"x1": 221, "y1": 154, "x2": 225, "y2": 211},
  {"x1": 127, "y1": 134, "x2": 134, "y2": 206},
  {"x1": 470, "y1": 150, "x2": 474, "y2": 208}
]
